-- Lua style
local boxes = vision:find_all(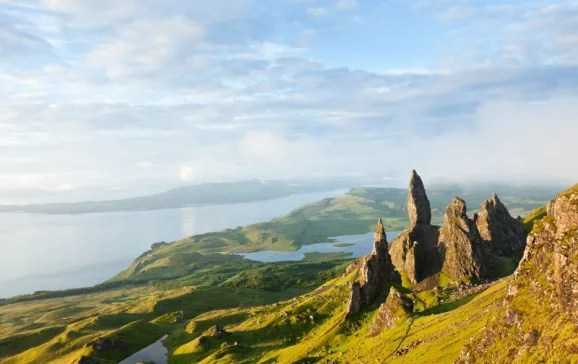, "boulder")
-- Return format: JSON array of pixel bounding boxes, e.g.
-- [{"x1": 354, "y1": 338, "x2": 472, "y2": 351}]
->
[
  {"x1": 84, "y1": 338, "x2": 126, "y2": 353},
  {"x1": 407, "y1": 170, "x2": 432, "y2": 226},
  {"x1": 370, "y1": 287, "x2": 413, "y2": 335}
]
